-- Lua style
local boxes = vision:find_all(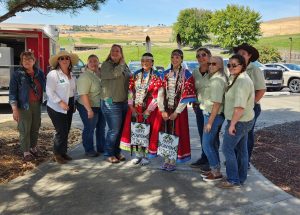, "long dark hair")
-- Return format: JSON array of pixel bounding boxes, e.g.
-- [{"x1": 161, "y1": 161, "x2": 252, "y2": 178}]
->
[
  {"x1": 226, "y1": 54, "x2": 247, "y2": 92},
  {"x1": 105, "y1": 44, "x2": 124, "y2": 62}
]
